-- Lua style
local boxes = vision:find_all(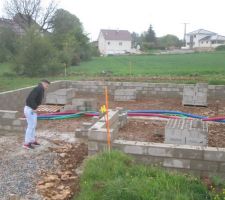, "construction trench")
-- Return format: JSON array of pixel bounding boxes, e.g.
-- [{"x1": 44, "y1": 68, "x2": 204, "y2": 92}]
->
[{"x1": 0, "y1": 80, "x2": 225, "y2": 200}]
